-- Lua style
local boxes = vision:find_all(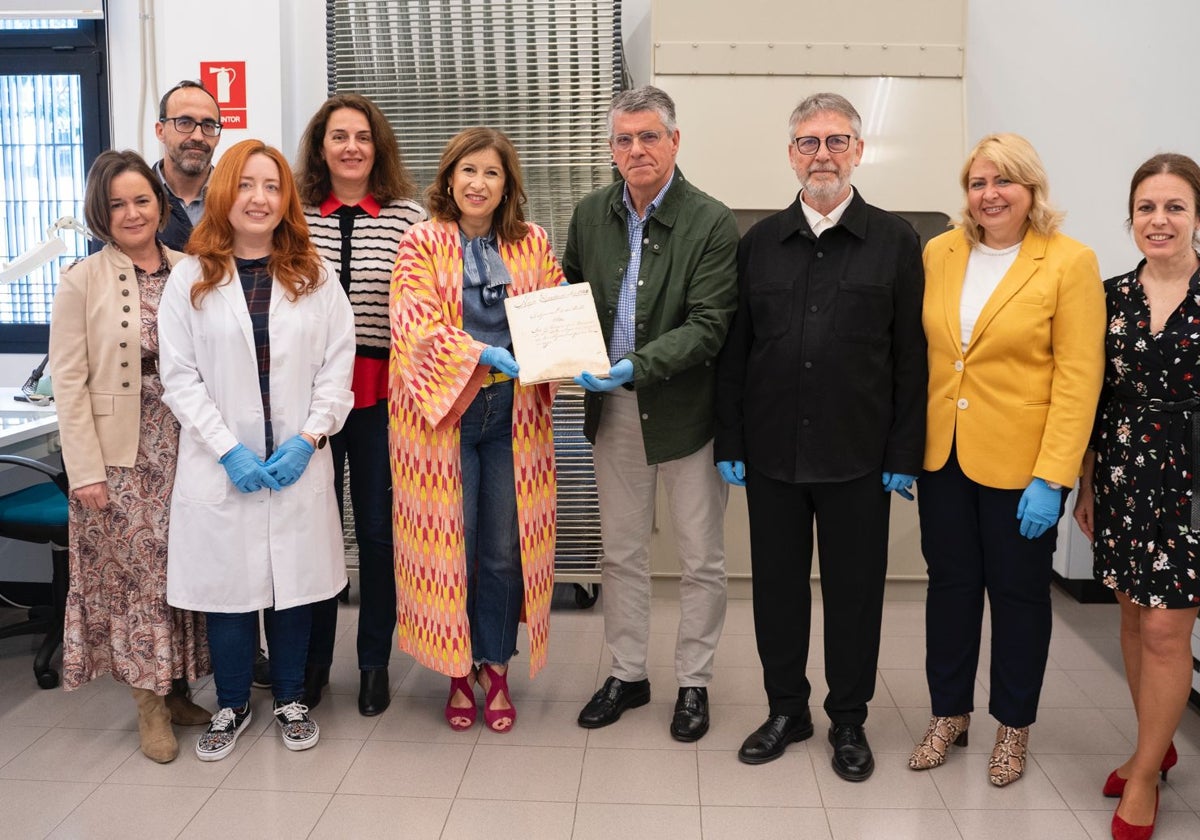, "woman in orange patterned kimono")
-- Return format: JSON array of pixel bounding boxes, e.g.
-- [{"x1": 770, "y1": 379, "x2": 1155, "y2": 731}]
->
[{"x1": 390, "y1": 127, "x2": 561, "y2": 732}]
